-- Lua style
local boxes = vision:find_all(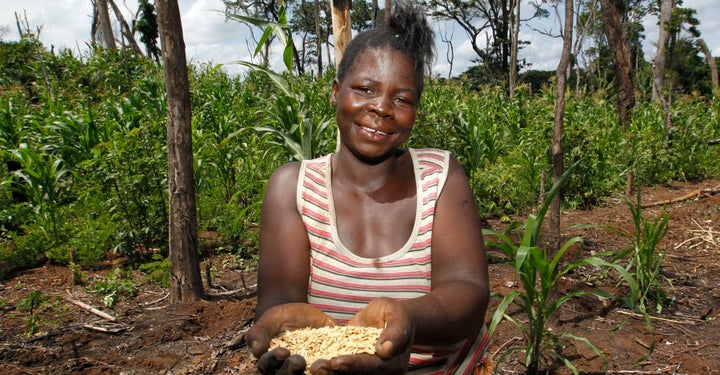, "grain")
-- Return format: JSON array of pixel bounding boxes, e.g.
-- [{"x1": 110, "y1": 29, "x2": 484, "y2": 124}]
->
[{"x1": 269, "y1": 325, "x2": 383, "y2": 369}]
